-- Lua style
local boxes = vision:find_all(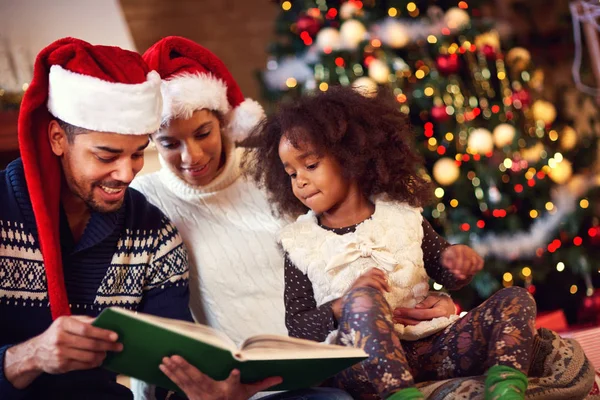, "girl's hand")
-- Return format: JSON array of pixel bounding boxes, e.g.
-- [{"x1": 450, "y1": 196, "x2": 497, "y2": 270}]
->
[
  {"x1": 393, "y1": 293, "x2": 456, "y2": 325},
  {"x1": 159, "y1": 356, "x2": 282, "y2": 400},
  {"x1": 440, "y1": 244, "x2": 484, "y2": 280},
  {"x1": 332, "y1": 268, "x2": 390, "y2": 320}
]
